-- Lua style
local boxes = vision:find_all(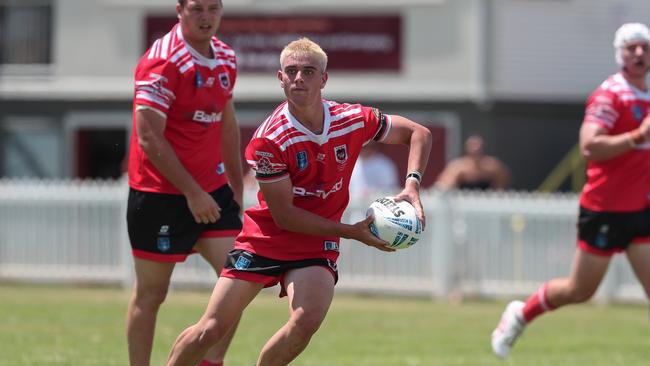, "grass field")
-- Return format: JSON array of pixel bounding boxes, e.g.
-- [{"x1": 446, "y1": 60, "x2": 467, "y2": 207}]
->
[{"x1": 0, "y1": 283, "x2": 648, "y2": 366}]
